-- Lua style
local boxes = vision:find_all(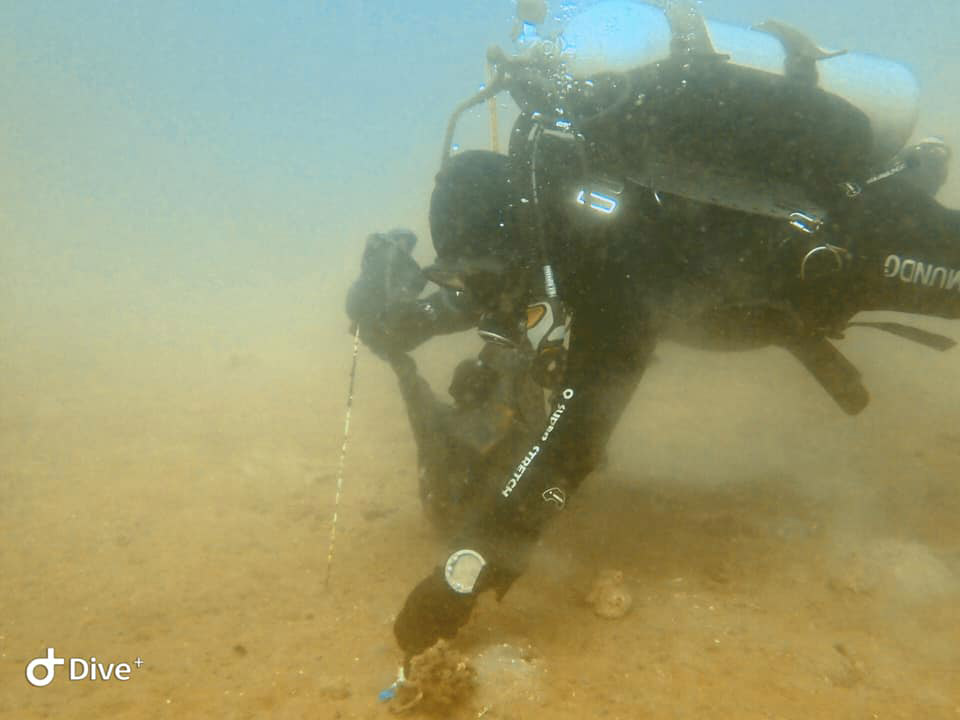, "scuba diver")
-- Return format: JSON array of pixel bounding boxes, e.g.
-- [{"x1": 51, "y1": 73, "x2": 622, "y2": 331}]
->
[{"x1": 345, "y1": 1, "x2": 960, "y2": 662}]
